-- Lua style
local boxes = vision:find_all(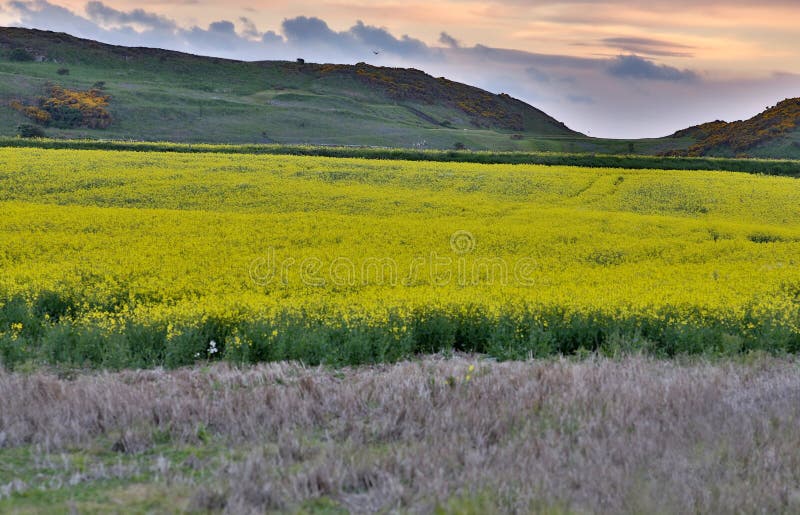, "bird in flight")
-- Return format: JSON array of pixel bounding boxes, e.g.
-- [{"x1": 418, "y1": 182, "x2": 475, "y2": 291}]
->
[{"x1": 372, "y1": 50, "x2": 380, "y2": 55}]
